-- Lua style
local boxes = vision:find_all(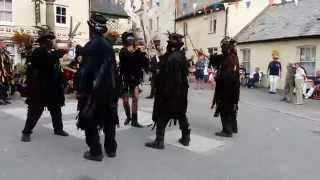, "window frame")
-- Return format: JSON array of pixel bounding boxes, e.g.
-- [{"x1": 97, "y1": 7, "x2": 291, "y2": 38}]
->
[
  {"x1": 0, "y1": 0, "x2": 13, "y2": 25},
  {"x1": 148, "y1": 18, "x2": 153, "y2": 32},
  {"x1": 240, "y1": 48, "x2": 251, "y2": 72},
  {"x1": 55, "y1": 5, "x2": 67, "y2": 26},
  {"x1": 209, "y1": 15, "x2": 217, "y2": 34},
  {"x1": 155, "y1": 16, "x2": 159, "y2": 32},
  {"x1": 183, "y1": 22, "x2": 188, "y2": 36},
  {"x1": 297, "y1": 46, "x2": 317, "y2": 76}
]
